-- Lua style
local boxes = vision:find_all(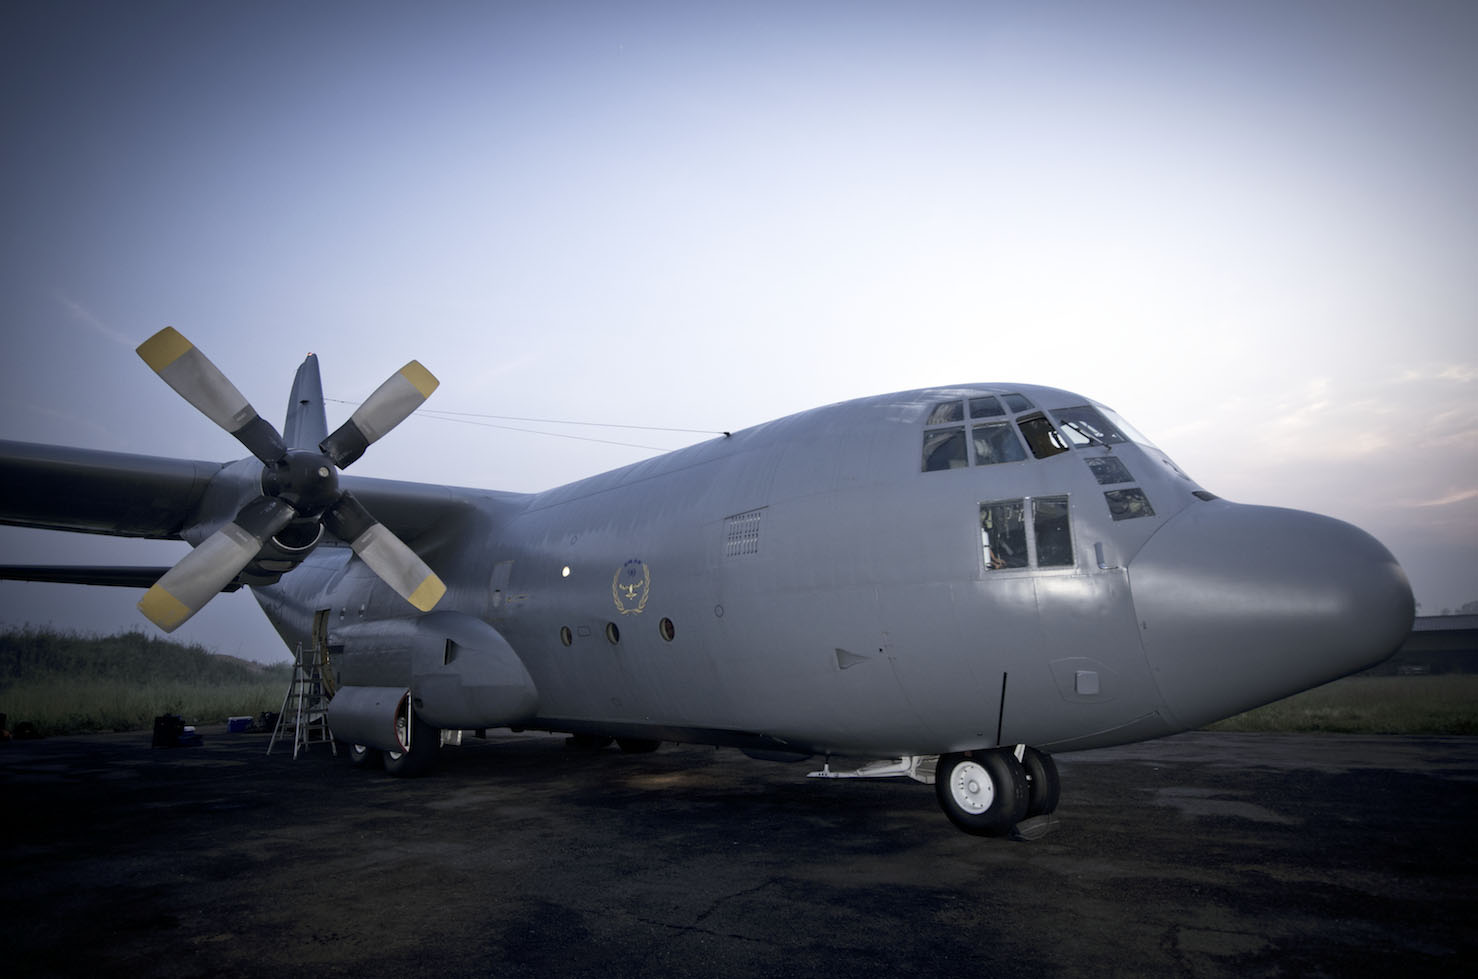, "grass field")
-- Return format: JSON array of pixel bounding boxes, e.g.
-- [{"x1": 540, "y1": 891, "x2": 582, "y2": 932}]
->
[
  {"x1": 2, "y1": 627, "x2": 291, "y2": 737},
  {"x1": 1206, "y1": 675, "x2": 1478, "y2": 735},
  {"x1": 3, "y1": 679, "x2": 288, "y2": 737}
]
